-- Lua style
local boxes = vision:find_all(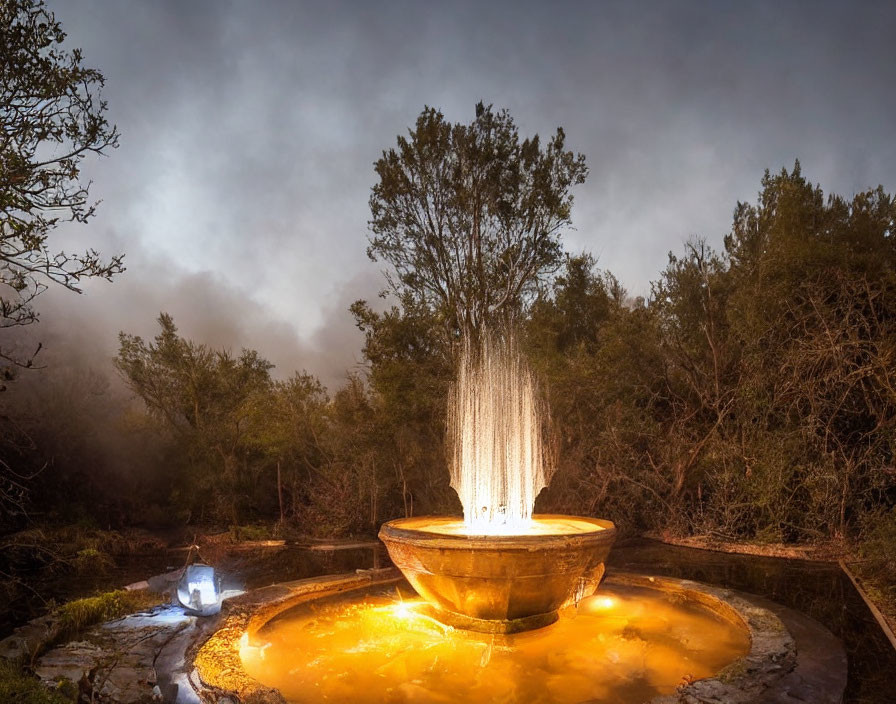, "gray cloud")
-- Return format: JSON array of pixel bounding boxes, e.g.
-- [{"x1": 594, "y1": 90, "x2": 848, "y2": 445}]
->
[
  {"x1": 28, "y1": 238, "x2": 373, "y2": 390},
  {"x1": 16, "y1": 0, "x2": 896, "y2": 384}
]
